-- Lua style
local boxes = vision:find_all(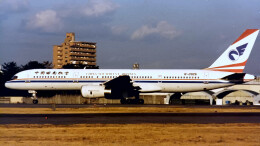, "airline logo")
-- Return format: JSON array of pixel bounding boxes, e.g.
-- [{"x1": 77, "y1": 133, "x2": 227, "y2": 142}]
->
[{"x1": 228, "y1": 43, "x2": 248, "y2": 61}]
